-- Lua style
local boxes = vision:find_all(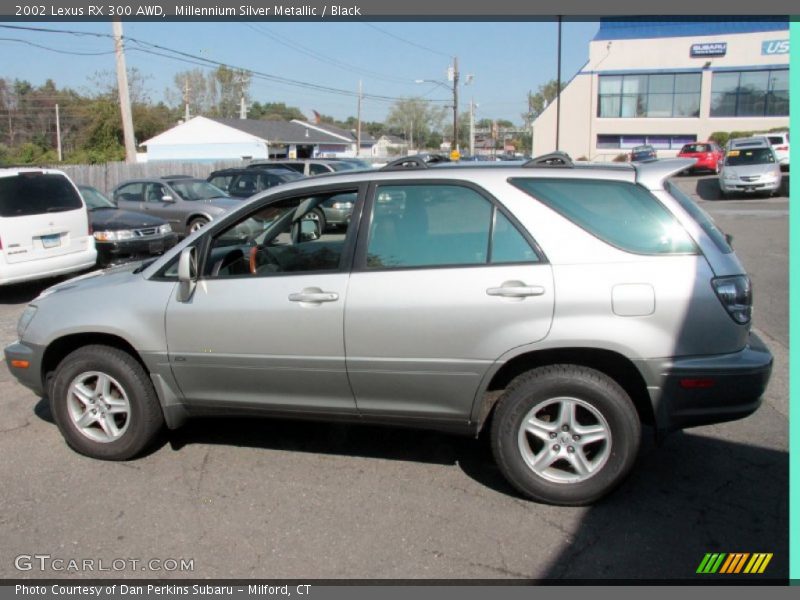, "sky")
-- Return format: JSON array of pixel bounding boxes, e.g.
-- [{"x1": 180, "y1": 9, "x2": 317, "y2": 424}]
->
[{"x1": 0, "y1": 20, "x2": 599, "y2": 125}]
